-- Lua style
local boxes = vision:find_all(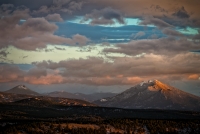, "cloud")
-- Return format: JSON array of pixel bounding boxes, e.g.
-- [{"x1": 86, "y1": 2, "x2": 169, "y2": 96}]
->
[
  {"x1": 0, "y1": 50, "x2": 9, "y2": 57},
  {"x1": 72, "y1": 34, "x2": 90, "y2": 45},
  {"x1": 133, "y1": 31, "x2": 146, "y2": 39},
  {"x1": 82, "y1": 7, "x2": 125, "y2": 25},
  {"x1": 162, "y1": 28, "x2": 184, "y2": 37},
  {"x1": 33, "y1": 6, "x2": 49, "y2": 14},
  {"x1": 1, "y1": 52, "x2": 200, "y2": 85},
  {"x1": 188, "y1": 74, "x2": 199, "y2": 80},
  {"x1": 193, "y1": 30, "x2": 200, "y2": 41},
  {"x1": 45, "y1": 13, "x2": 63, "y2": 22},
  {"x1": 53, "y1": 0, "x2": 71, "y2": 7},
  {"x1": 24, "y1": 74, "x2": 66, "y2": 85},
  {"x1": 0, "y1": 4, "x2": 14, "y2": 15},
  {"x1": 86, "y1": 0, "x2": 200, "y2": 27},
  {"x1": 32, "y1": 52, "x2": 200, "y2": 85},
  {"x1": 0, "y1": 65, "x2": 65, "y2": 85},
  {"x1": 140, "y1": 17, "x2": 173, "y2": 29},
  {"x1": 0, "y1": 65, "x2": 24, "y2": 83},
  {"x1": 55, "y1": 47, "x2": 66, "y2": 50},
  {"x1": 26, "y1": 67, "x2": 47, "y2": 78},
  {"x1": 22, "y1": 17, "x2": 57, "y2": 33},
  {"x1": 150, "y1": 5, "x2": 168, "y2": 13},
  {"x1": 0, "y1": 14, "x2": 90, "y2": 50},
  {"x1": 33, "y1": 0, "x2": 84, "y2": 15},
  {"x1": 0, "y1": 0, "x2": 199, "y2": 87},
  {"x1": 103, "y1": 37, "x2": 200, "y2": 56},
  {"x1": 173, "y1": 6, "x2": 190, "y2": 19}
]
